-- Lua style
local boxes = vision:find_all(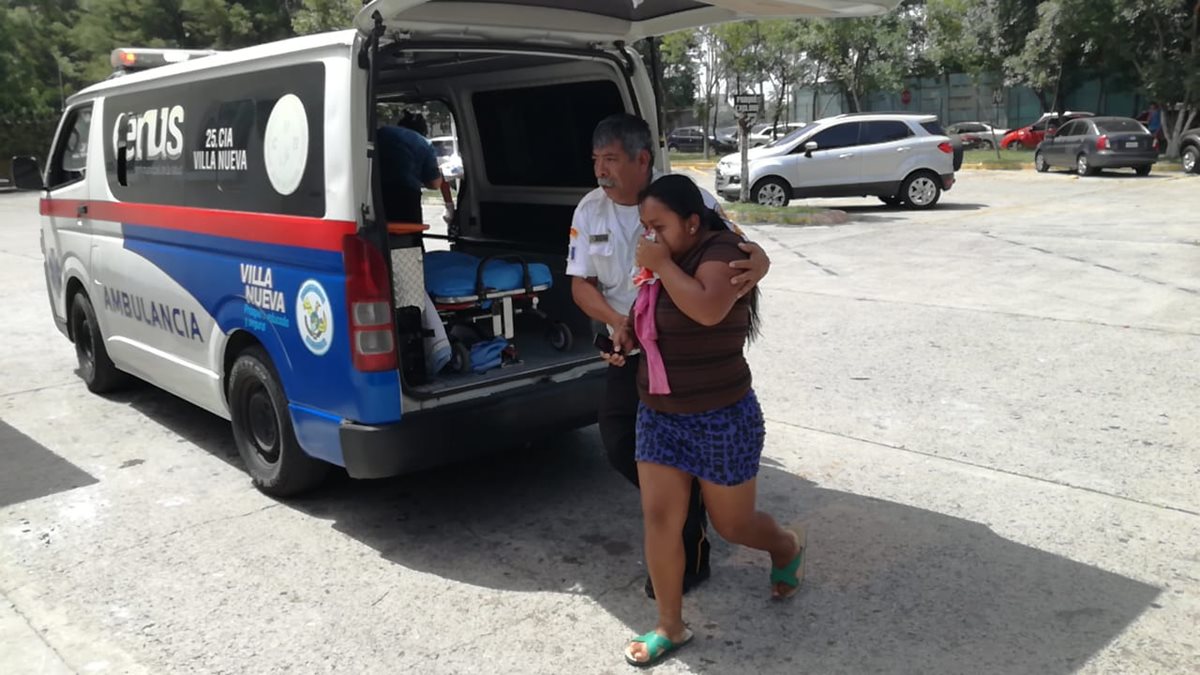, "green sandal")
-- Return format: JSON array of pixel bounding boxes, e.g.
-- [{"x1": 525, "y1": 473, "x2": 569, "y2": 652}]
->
[
  {"x1": 623, "y1": 628, "x2": 694, "y2": 668},
  {"x1": 770, "y1": 528, "x2": 807, "y2": 600}
]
